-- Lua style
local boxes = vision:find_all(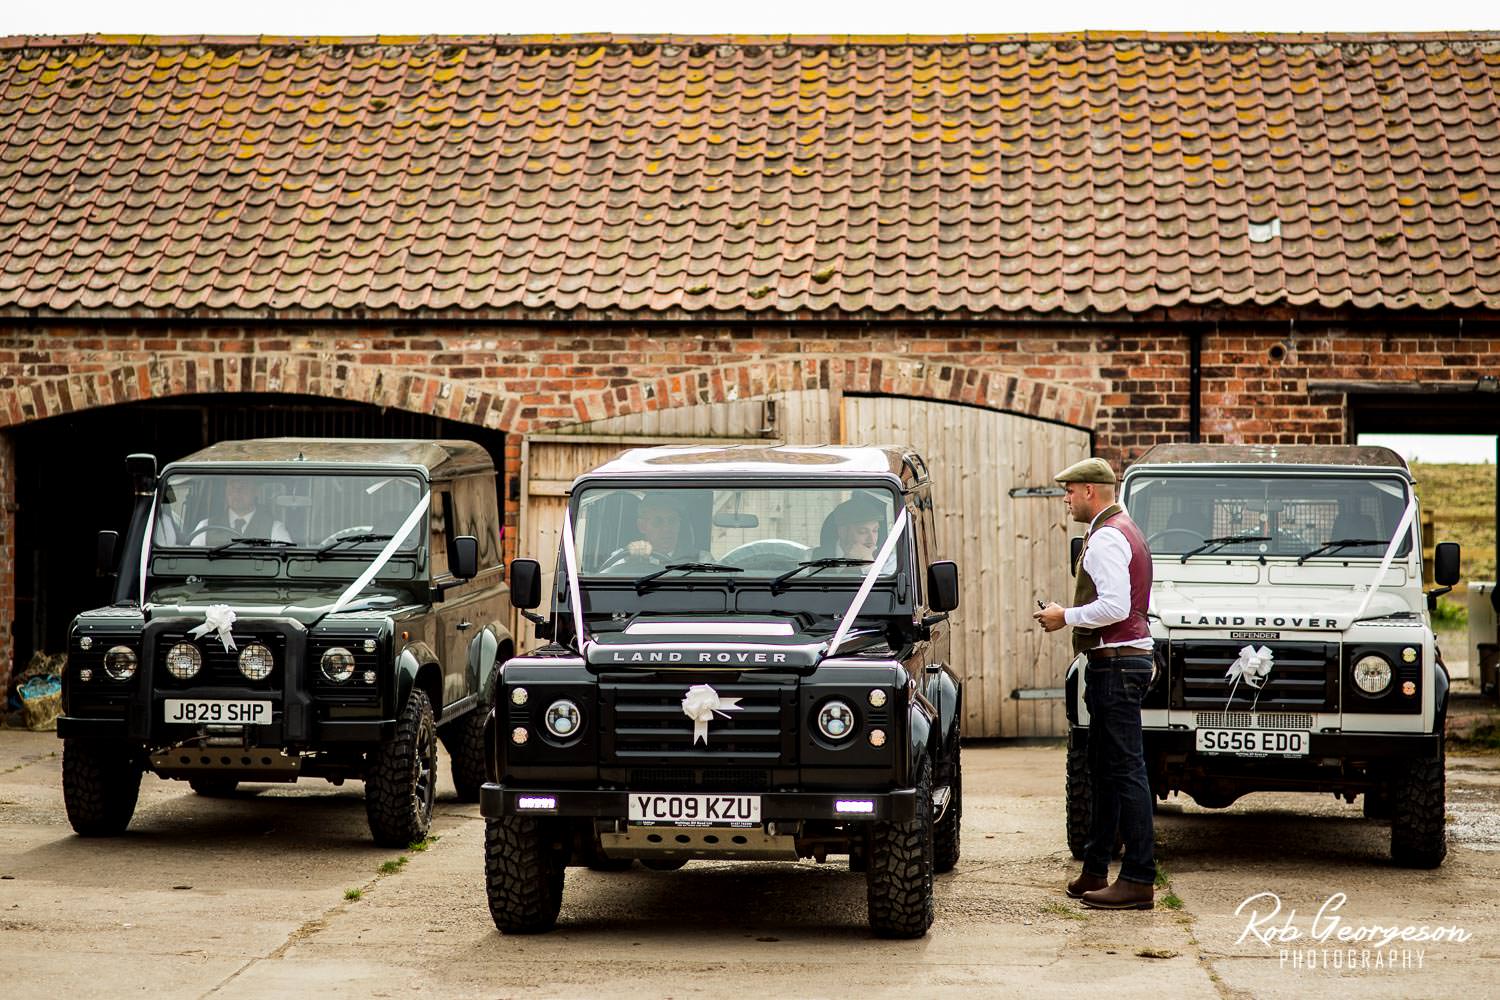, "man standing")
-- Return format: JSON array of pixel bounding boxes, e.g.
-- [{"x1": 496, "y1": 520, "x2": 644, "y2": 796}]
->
[{"x1": 1033, "y1": 457, "x2": 1156, "y2": 910}]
